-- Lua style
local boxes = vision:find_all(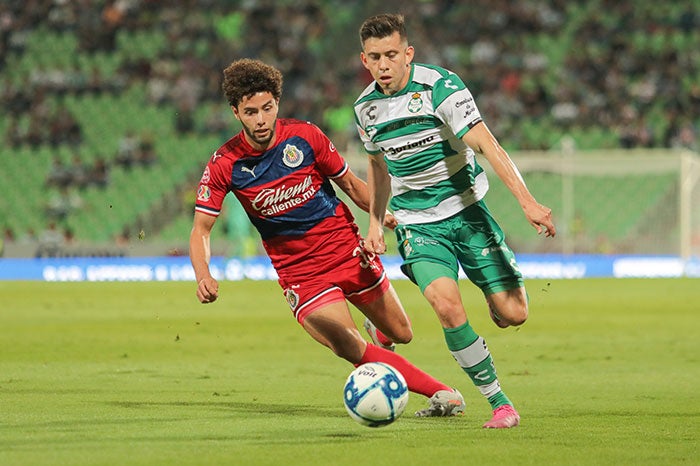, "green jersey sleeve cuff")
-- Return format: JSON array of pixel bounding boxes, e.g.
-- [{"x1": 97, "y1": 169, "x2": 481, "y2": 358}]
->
[{"x1": 456, "y1": 118, "x2": 483, "y2": 139}]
